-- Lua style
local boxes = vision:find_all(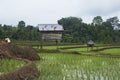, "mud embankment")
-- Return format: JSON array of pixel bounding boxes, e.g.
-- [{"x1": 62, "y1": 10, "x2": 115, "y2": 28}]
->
[
  {"x1": 0, "y1": 44, "x2": 40, "y2": 80},
  {"x1": 0, "y1": 60, "x2": 40, "y2": 80},
  {"x1": 0, "y1": 44, "x2": 40, "y2": 60}
]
